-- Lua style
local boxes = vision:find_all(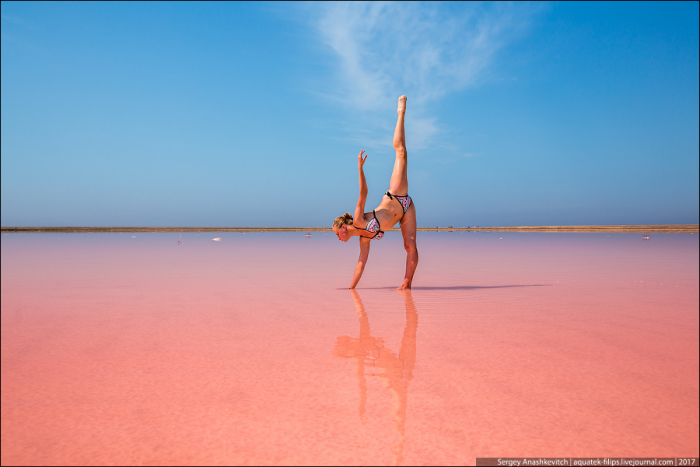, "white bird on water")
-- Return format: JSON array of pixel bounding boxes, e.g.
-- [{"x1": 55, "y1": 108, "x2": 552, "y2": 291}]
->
[{"x1": 212, "y1": 238, "x2": 222, "y2": 241}]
